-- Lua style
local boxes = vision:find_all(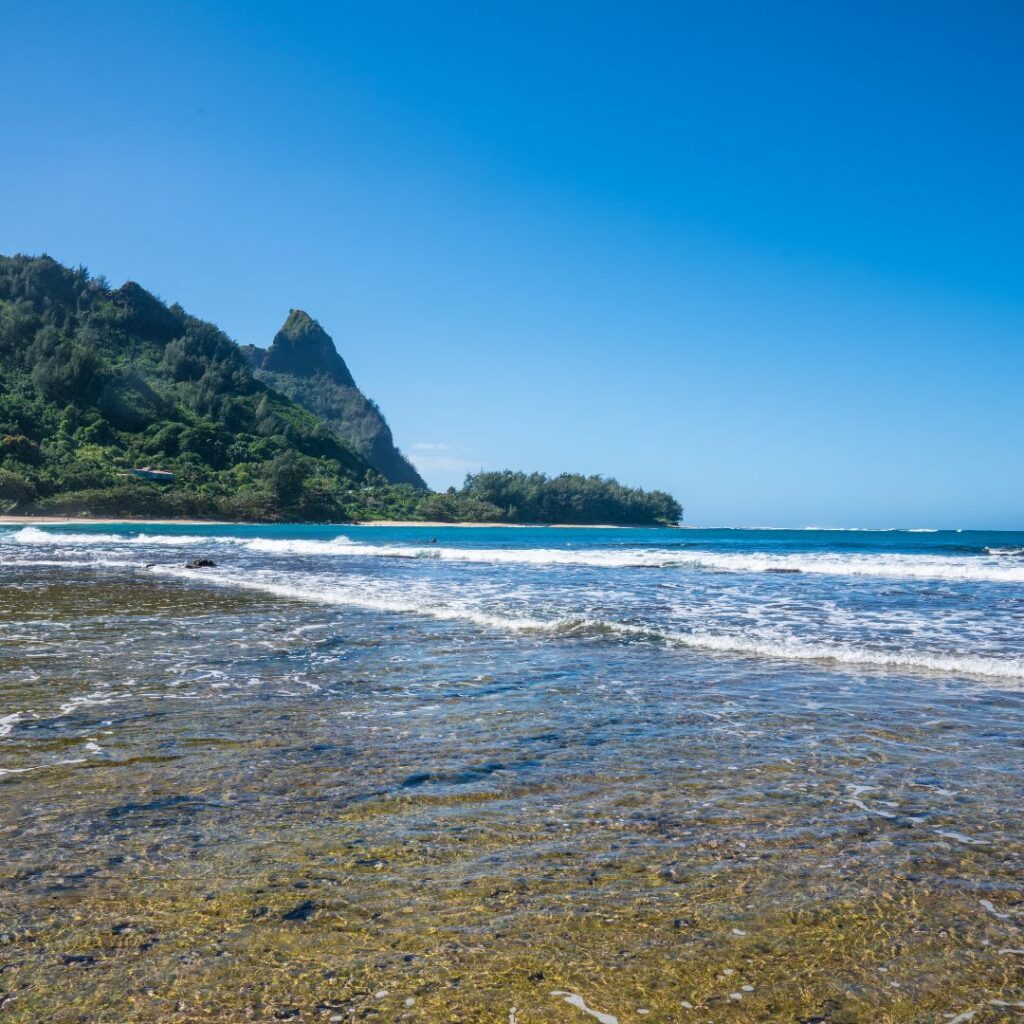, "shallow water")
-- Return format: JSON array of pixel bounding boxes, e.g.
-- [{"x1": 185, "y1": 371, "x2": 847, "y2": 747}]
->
[{"x1": 1, "y1": 524, "x2": 1022, "y2": 1022}]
